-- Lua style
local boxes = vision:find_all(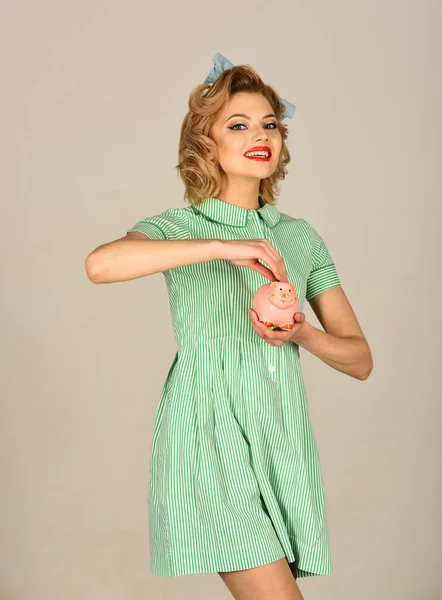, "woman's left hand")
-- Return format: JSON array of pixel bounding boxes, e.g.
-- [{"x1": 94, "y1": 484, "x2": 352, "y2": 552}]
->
[{"x1": 248, "y1": 308, "x2": 307, "y2": 346}]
